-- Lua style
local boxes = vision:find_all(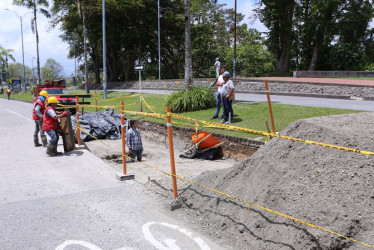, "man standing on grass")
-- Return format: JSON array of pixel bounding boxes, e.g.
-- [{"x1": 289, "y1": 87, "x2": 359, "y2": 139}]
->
[
  {"x1": 212, "y1": 66, "x2": 226, "y2": 120},
  {"x1": 126, "y1": 120, "x2": 143, "y2": 162}
]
